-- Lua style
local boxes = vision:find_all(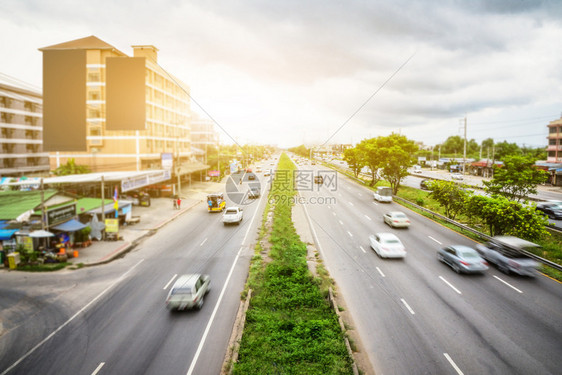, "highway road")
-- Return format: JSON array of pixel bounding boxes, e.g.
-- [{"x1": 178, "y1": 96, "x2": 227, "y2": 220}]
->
[
  {"x1": 0, "y1": 167, "x2": 271, "y2": 375},
  {"x1": 293, "y1": 157, "x2": 562, "y2": 375}
]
